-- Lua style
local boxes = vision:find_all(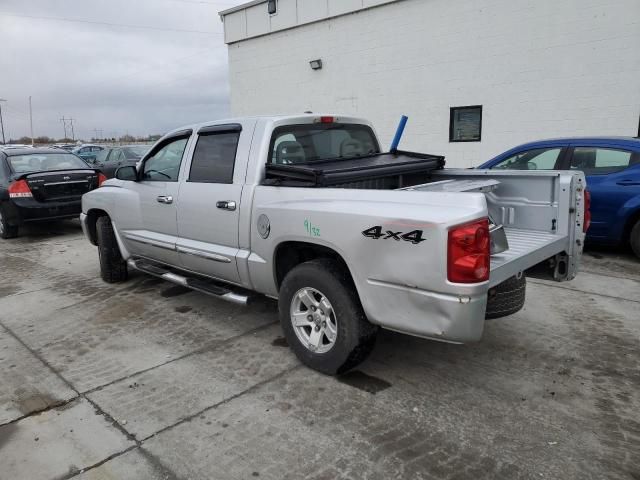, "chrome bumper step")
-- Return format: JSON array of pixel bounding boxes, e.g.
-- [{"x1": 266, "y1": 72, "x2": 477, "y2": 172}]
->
[{"x1": 127, "y1": 259, "x2": 251, "y2": 306}]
